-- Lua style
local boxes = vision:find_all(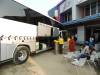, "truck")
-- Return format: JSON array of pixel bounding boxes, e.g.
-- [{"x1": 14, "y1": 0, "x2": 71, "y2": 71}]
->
[{"x1": 0, "y1": 18, "x2": 60, "y2": 64}]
